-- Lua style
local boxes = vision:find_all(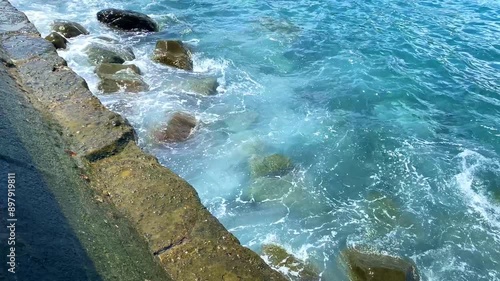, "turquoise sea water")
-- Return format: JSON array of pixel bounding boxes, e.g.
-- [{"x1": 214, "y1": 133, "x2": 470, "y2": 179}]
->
[{"x1": 10, "y1": 0, "x2": 500, "y2": 280}]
